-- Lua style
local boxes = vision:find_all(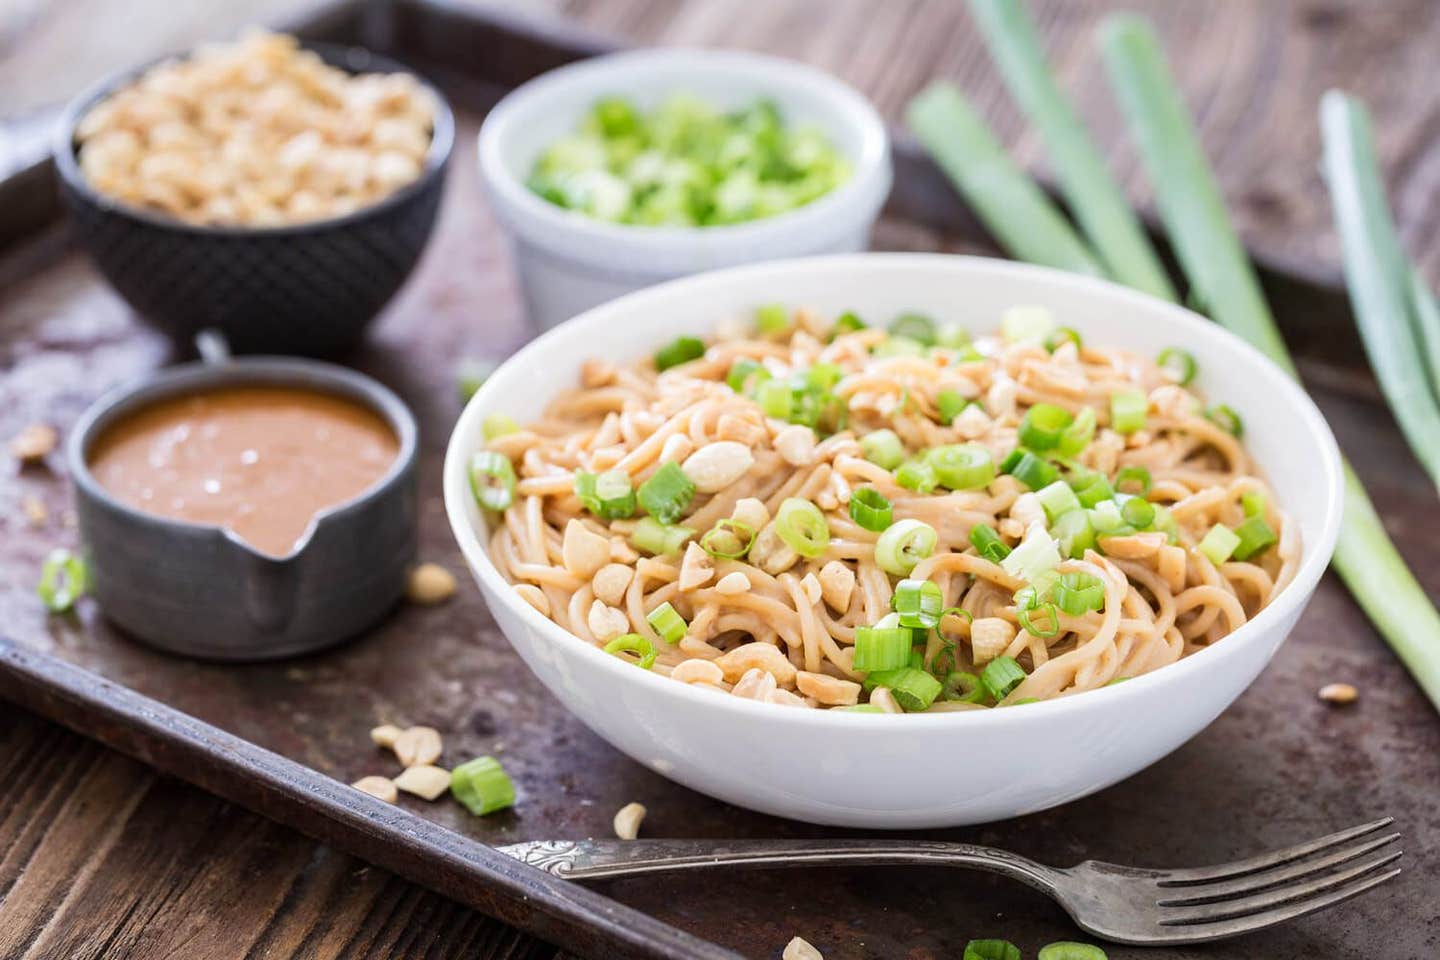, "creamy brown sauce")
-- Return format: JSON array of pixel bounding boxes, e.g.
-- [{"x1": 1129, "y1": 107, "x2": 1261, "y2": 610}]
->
[{"x1": 89, "y1": 386, "x2": 398, "y2": 557}]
